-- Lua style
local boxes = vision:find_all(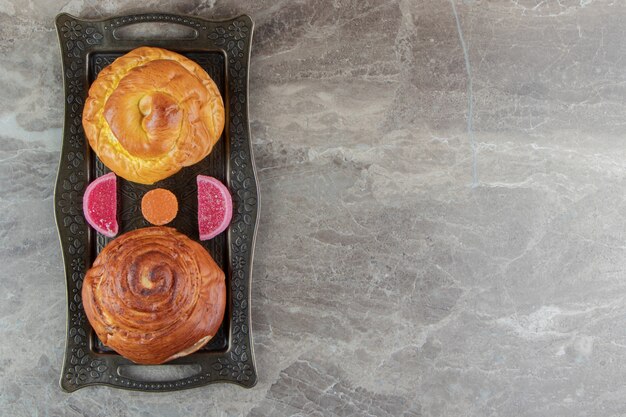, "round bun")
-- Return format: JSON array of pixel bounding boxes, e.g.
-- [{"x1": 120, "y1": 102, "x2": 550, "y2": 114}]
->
[
  {"x1": 82, "y1": 226, "x2": 226, "y2": 364},
  {"x1": 83, "y1": 47, "x2": 225, "y2": 184}
]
